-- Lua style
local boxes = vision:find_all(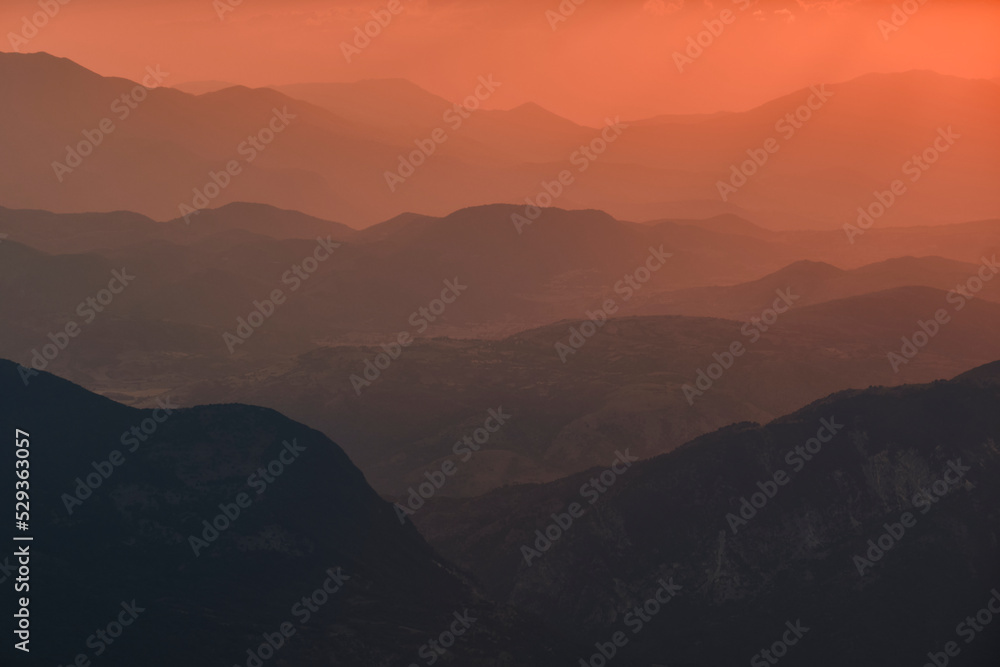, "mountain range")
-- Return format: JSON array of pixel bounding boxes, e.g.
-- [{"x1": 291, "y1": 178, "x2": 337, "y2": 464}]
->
[
  {"x1": 4, "y1": 357, "x2": 999, "y2": 665},
  {"x1": 3, "y1": 202, "x2": 999, "y2": 498},
  {"x1": 3, "y1": 14, "x2": 999, "y2": 667},
  {"x1": 2, "y1": 52, "x2": 997, "y2": 228}
]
